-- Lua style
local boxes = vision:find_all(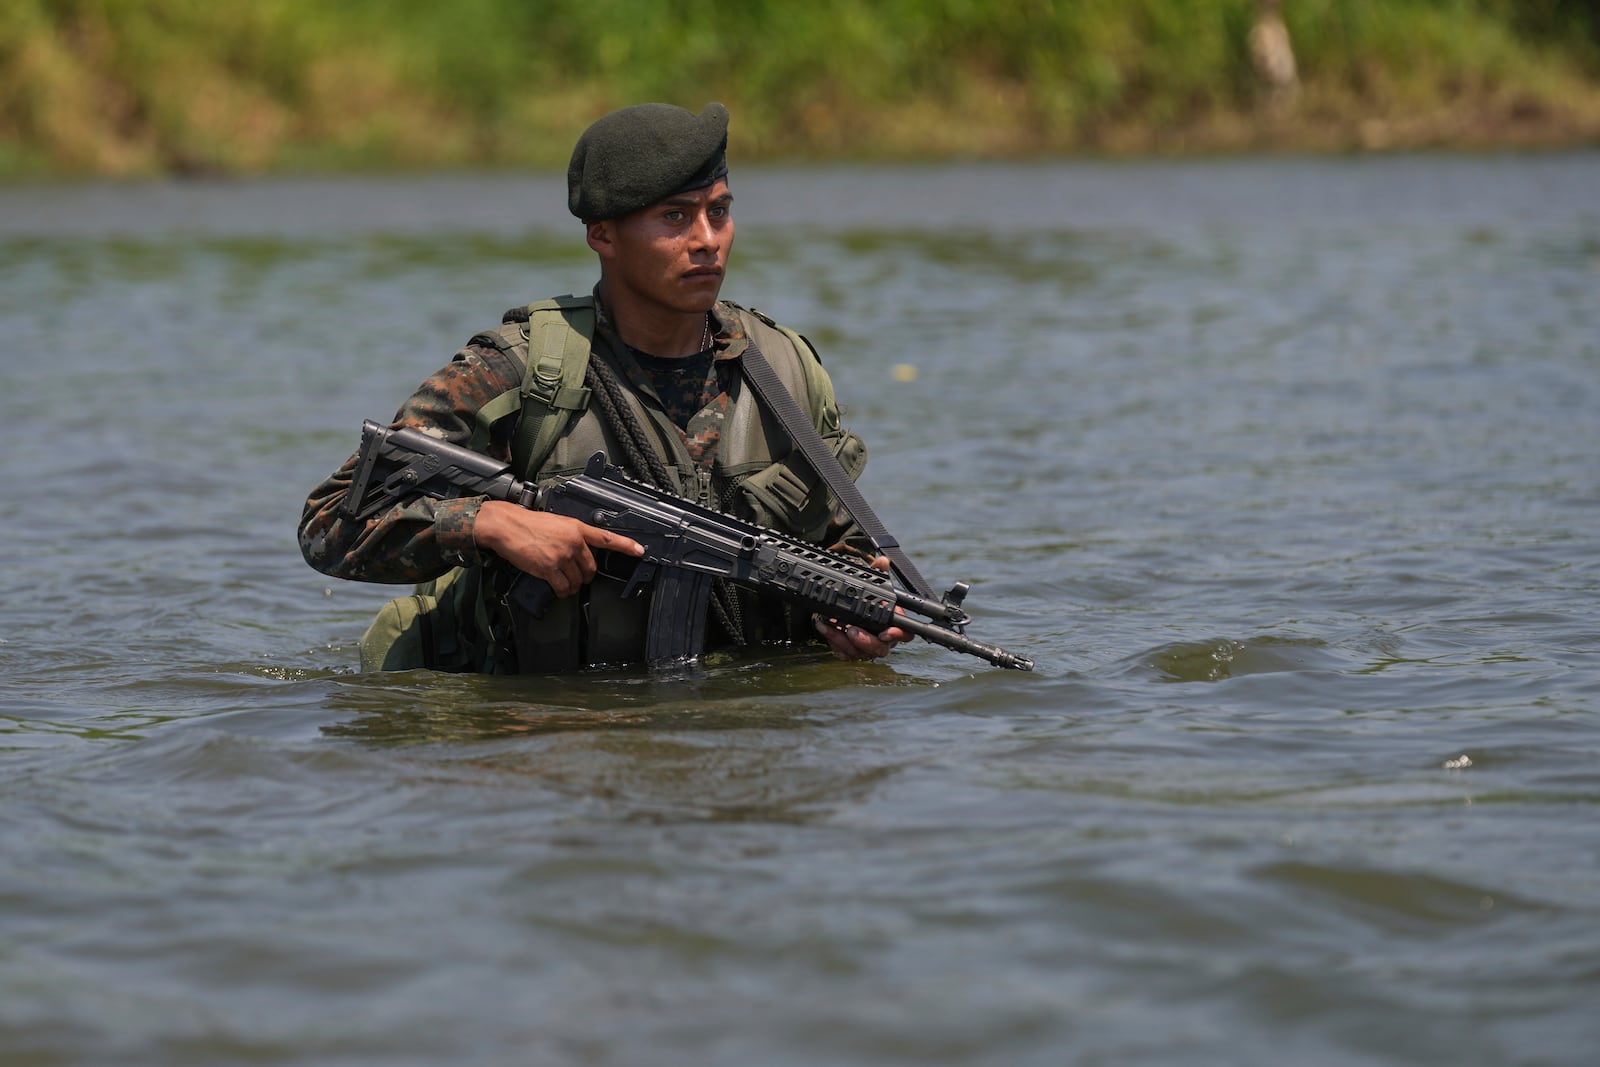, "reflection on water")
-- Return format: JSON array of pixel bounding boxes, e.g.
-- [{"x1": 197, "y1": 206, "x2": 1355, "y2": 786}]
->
[
  {"x1": 1137, "y1": 635, "x2": 1345, "y2": 683},
  {"x1": 319, "y1": 648, "x2": 928, "y2": 744},
  {"x1": 2, "y1": 156, "x2": 1598, "y2": 1066}
]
